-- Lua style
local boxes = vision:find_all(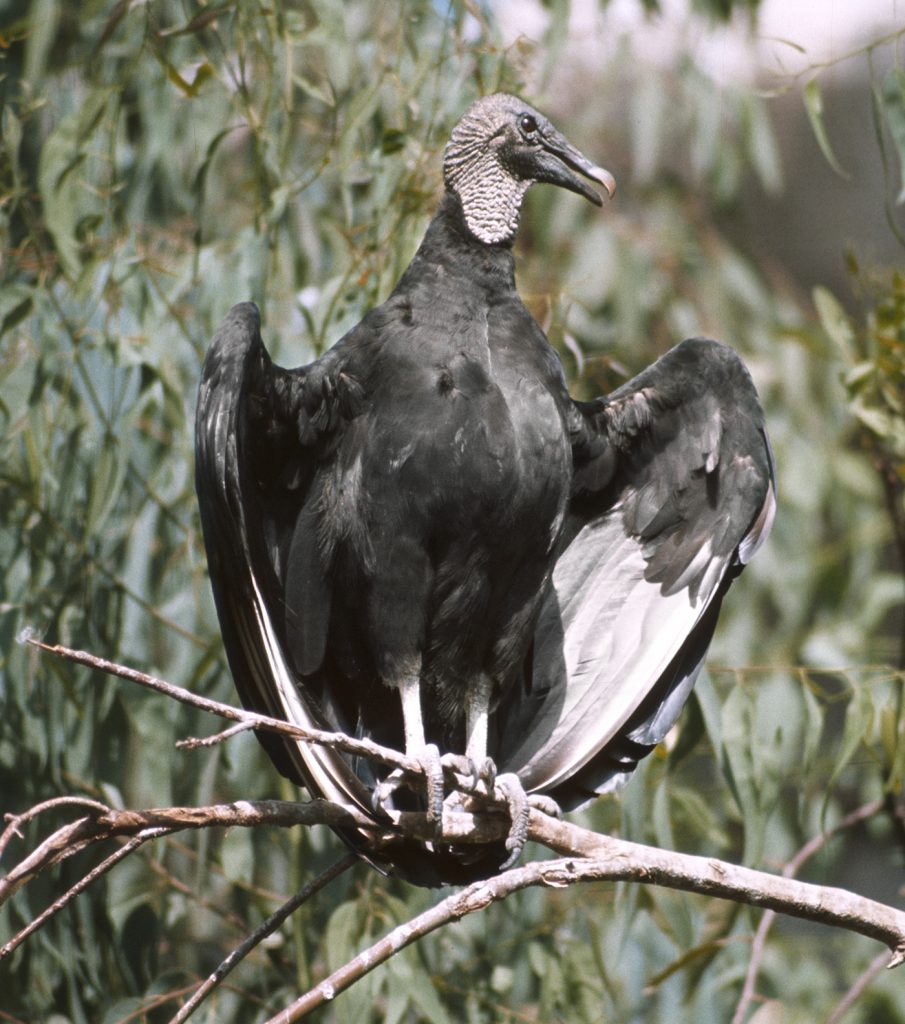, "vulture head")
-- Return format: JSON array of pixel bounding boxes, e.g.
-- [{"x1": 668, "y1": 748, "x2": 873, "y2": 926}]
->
[{"x1": 443, "y1": 92, "x2": 616, "y2": 245}]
